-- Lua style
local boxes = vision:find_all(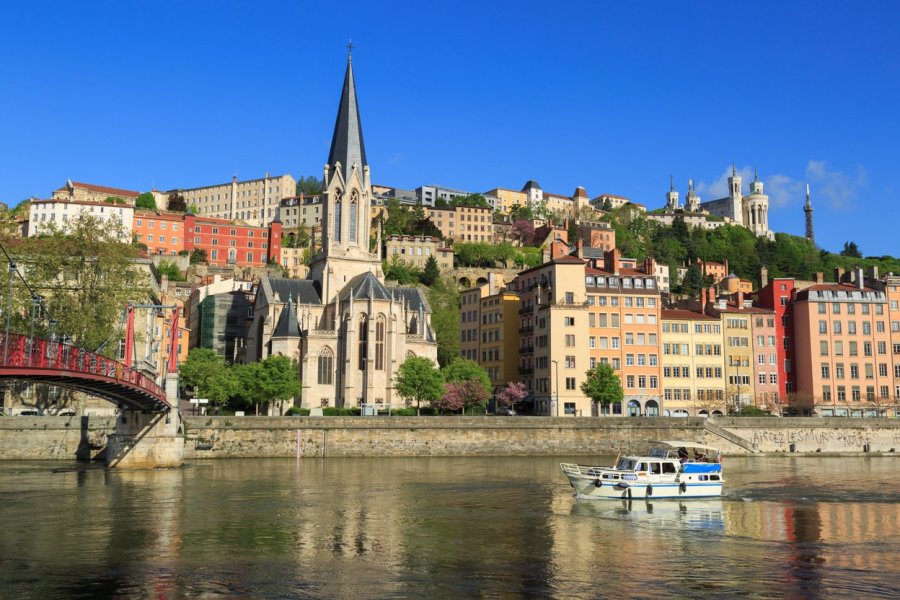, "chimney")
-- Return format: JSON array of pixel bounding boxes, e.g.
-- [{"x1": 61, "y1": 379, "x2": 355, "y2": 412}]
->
[
  {"x1": 868, "y1": 265, "x2": 879, "y2": 281},
  {"x1": 760, "y1": 266, "x2": 769, "y2": 289},
  {"x1": 604, "y1": 248, "x2": 620, "y2": 274},
  {"x1": 724, "y1": 258, "x2": 729, "y2": 276},
  {"x1": 701, "y1": 287, "x2": 707, "y2": 313},
  {"x1": 576, "y1": 238, "x2": 584, "y2": 258},
  {"x1": 834, "y1": 267, "x2": 845, "y2": 283},
  {"x1": 708, "y1": 286, "x2": 716, "y2": 304},
  {"x1": 737, "y1": 290, "x2": 744, "y2": 309},
  {"x1": 815, "y1": 272, "x2": 824, "y2": 284},
  {"x1": 856, "y1": 267, "x2": 865, "y2": 290},
  {"x1": 232, "y1": 175, "x2": 237, "y2": 183}
]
